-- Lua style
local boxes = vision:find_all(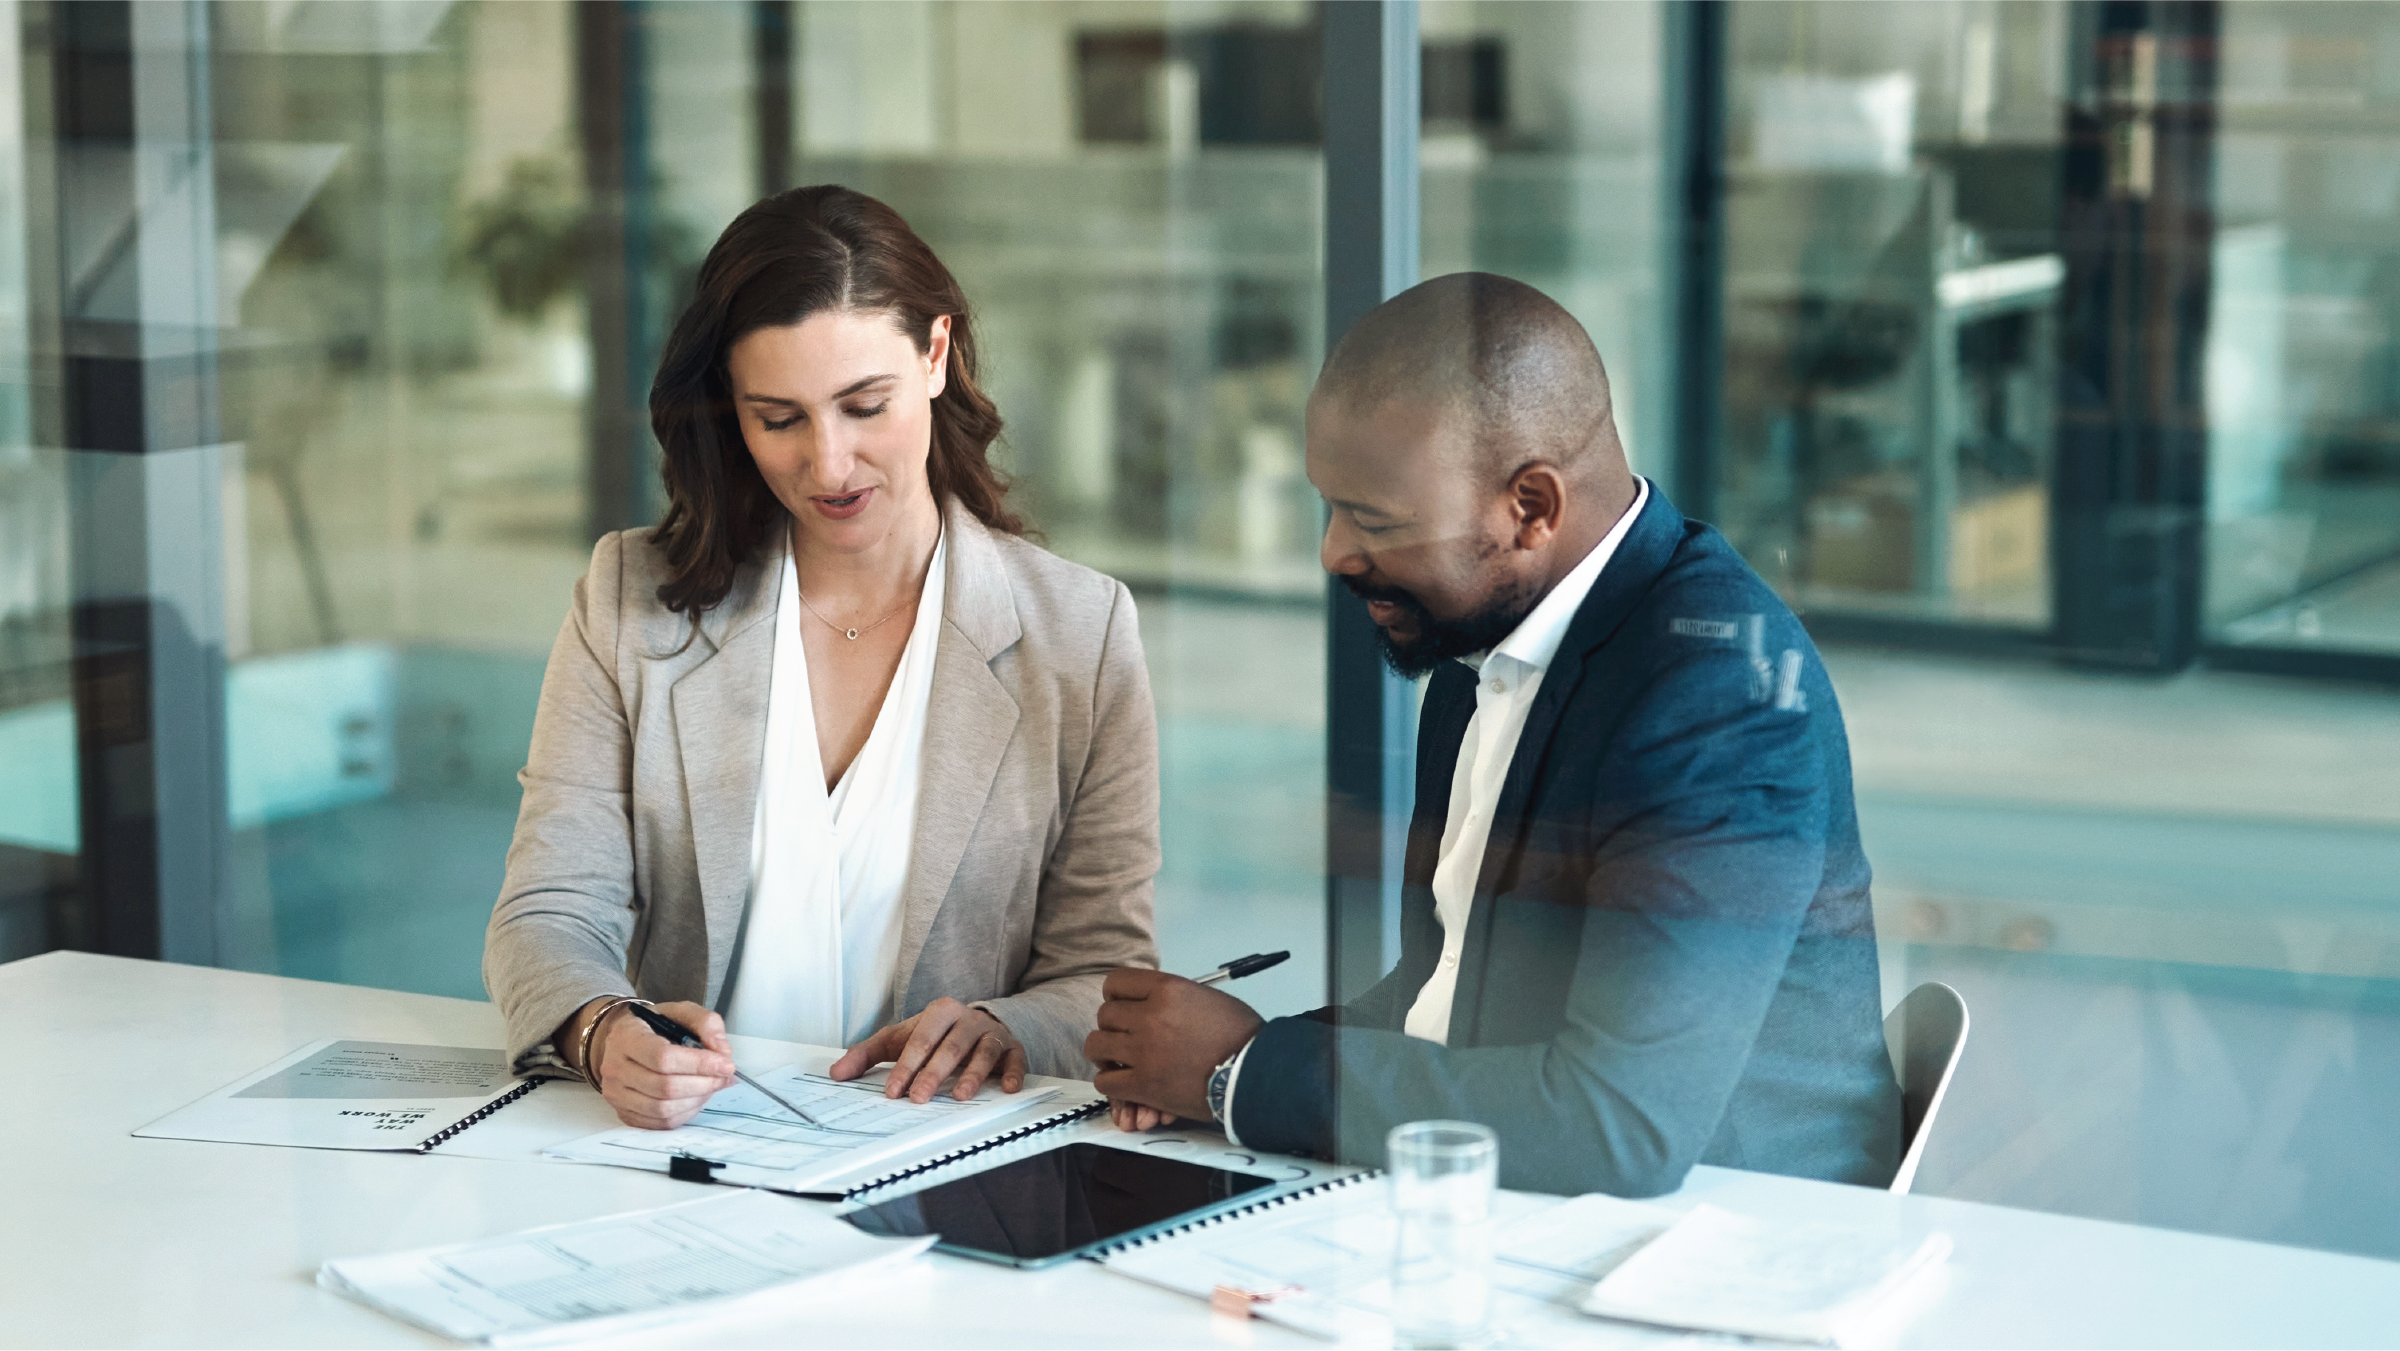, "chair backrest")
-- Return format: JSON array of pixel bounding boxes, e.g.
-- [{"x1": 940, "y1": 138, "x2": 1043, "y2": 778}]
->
[{"x1": 1883, "y1": 981, "x2": 1969, "y2": 1195}]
